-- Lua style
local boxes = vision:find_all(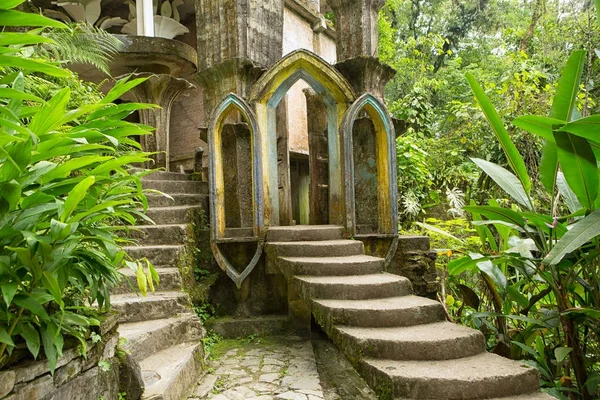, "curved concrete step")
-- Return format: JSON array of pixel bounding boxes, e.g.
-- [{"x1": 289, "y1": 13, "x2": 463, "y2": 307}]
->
[
  {"x1": 119, "y1": 315, "x2": 204, "y2": 361},
  {"x1": 113, "y1": 267, "x2": 182, "y2": 295},
  {"x1": 111, "y1": 291, "x2": 190, "y2": 323},
  {"x1": 278, "y1": 255, "x2": 384, "y2": 277},
  {"x1": 124, "y1": 224, "x2": 189, "y2": 246},
  {"x1": 361, "y1": 353, "x2": 539, "y2": 399},
  {"x1": 488, "y1": 393, "x2": 555, "y2": 400},
  {"x1": 142, "y1": 179, "x2": 208, "y2": 194},
  {"x1": 140, "y1": 341, "x2": 204, "y2": 400},
  {"x1": 333, "y1": 322, "x2": 485, "y2": 361},
  {"x1": 266, "y1": 225, "x2": 344, "y2": 242},
  {"x1": 294, "y1": 273, "x2": 412, "y2": 300},
  {"x1": 142, "y1": 206, "x2": 203, "y2": 225},
  {"x1": 312, "y1": 296, "x2": 445, "y2": 328},
  {"x1": 147, "y1": 193, "x2": 207, "y2": 208},
  {"x1": 267, "y1": 240, "x2": 364, "y2": 257},
  {"x1": 124, "y1": 245, "x2": 185, "y2": 266}
]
